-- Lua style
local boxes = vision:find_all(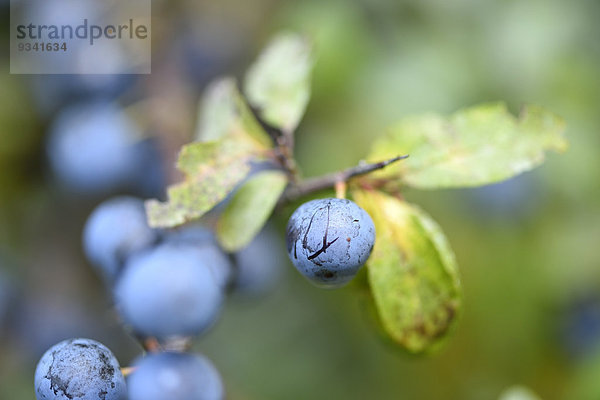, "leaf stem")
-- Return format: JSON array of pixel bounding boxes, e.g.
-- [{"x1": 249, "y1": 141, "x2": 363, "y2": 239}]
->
[{"x1": 281, "y1": 155, "x2": 408, "y2": 203}]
